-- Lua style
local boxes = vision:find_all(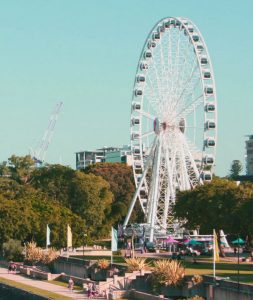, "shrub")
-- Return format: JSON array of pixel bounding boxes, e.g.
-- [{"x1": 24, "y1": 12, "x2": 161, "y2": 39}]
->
[
  {"x1": 151, "y1": 259, "x2": 185, "y2": 286},
  {"x1": 125, "y1": 257, "x2": 149, "y2": 272},
  {"x1": 191, "y1": 275, "x2": 203, "y2": 285},
  {"x1": 2, "y1": 239, "x2": 24, "y2": 261},
  {"x1": 25, "y1": 241, "x2": 43, "y2": 265},
  {"x1": 41, "y1": 248, "x2": 59, "y2": 265},
  {"x1": 97, "y1": 259, "x2": 109, "y2": 269}
]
